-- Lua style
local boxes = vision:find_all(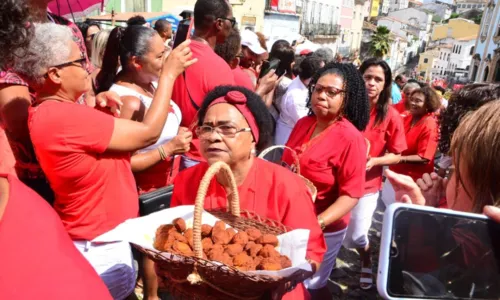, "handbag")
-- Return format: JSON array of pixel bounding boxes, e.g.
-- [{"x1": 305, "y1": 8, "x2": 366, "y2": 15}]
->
[{"x1": 139, "y1": 185, "x2": 174, "y2": 216}]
